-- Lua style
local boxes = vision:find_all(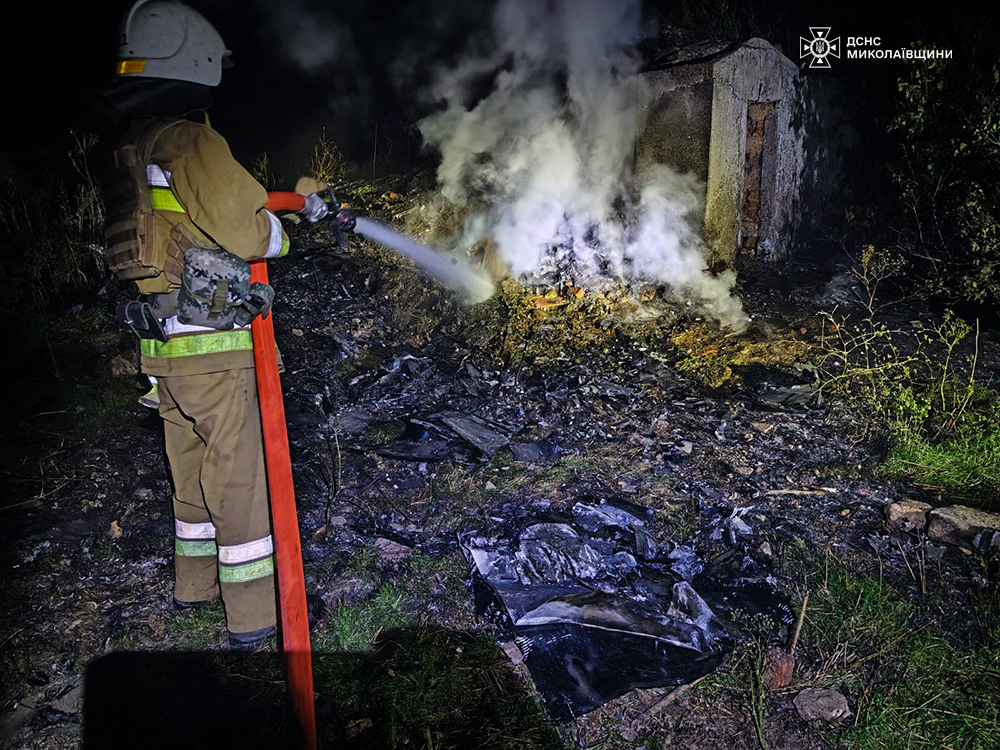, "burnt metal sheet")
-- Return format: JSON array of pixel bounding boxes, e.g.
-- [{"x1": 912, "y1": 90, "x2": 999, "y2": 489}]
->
[{"x1": 462, "y1": 499, "x2": 790, "y2": 722}]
